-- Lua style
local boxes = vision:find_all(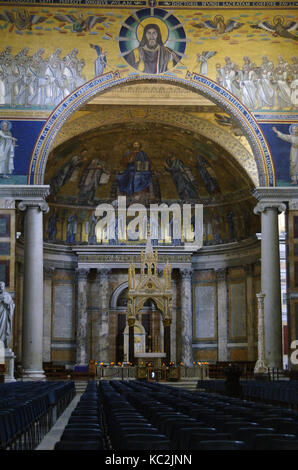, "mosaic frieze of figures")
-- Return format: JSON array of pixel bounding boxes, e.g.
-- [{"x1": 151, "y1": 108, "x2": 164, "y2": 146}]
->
[
  {"x1": 0, "y1": 6, "x2": 296, "y2": 110},
  {"x1": 0, "y1": 46, "x2": 87, "y2": 108},
  {"x1": 0, "y1": 47, "x2": 296, "y2": 110},
  {"x1": 214, "y1": 54, "x2": 297, "y2": 110},
  {"x1": 43, "y1": 199, "x2": 258, "y2": 247}
]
